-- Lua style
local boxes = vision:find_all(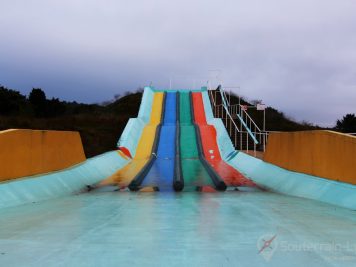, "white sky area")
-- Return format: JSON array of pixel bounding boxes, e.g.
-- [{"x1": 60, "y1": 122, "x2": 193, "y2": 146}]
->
[{"x1": 0, "y1": 0, "x2": 355, "y2": 126}]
